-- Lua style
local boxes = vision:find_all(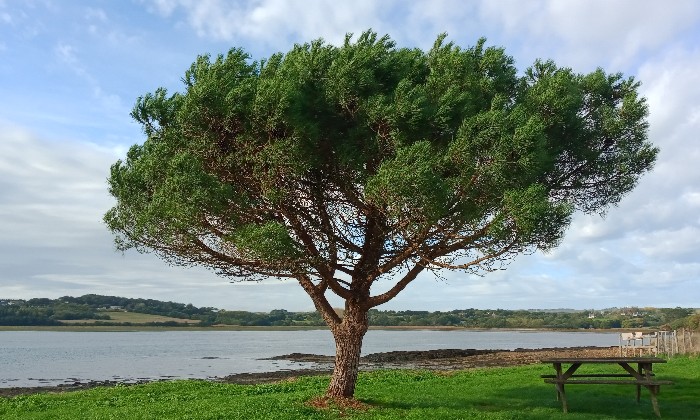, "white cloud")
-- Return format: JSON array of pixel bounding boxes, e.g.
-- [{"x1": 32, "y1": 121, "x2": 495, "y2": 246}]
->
[
  {"x1": 0, "y1": 122, "x2": 115, "y2": 247},
  {"x1": 0, "y1": 3, "x2": 44, "y2": 39},
  {"x1": 478, "y1": 0, "x2": 700, "y2": 70},
  {"x1": 85, "y1": 7, "x2": 107, "y2": 35},
  {"x1": 144, "y1": 0, "x2": 700, "y2": 73},
  {"x1": 555, "y1": 45, "x2": 700, "y2": 242},
  {"x1": 682, "y1": 192, "x2": 700, "y2": 207},
  {"x1": 638, "y1": 226, "x2": 700, "y2": 261},
  {"x1": 85, "y1": 7, "x2": 107, "y2": 22},
  {"x1": 0, "y1": 122, "x2": 318, "y2": 311},
  {"x1": 82, "y1": 6, "x2": 140, "y2": 45},
  {"x1": 147, "y1": 0, "x2": 179, "y2": 17},
  {"x1": 55, "y1": 42, "x2": 79, "y2": 65},
  {"x1": 146, "y1": 0, "x2": 387, "y2": 48},
  {"x1": 52, "y1": 42, "x2": 125, "y2": 114},
  {"x1": 642, "y1": 49, "x2": 700, "y2": 141}
]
